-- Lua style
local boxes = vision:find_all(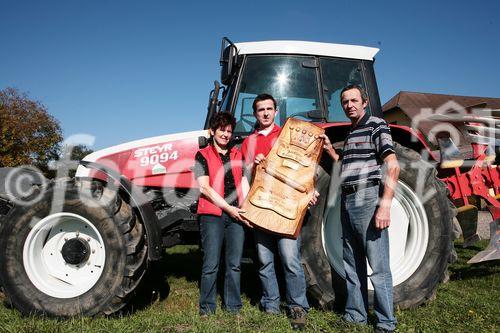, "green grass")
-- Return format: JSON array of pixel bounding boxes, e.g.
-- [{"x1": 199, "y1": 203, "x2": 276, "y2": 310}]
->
[{"x1": 0, "y1": 241, "x2": 498, "y2": 333}]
